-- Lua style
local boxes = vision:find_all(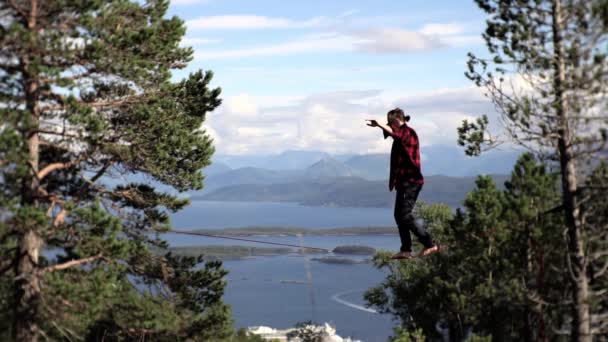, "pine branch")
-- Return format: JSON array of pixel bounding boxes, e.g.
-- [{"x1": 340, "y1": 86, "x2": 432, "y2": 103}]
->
[
  {"x1": 46, "y1": 161, "x2": 115, "y2": 227},
  {"x1": 90, "y1": 161, "x2": 113, "y2": 183},
  {"x1": 36, "y1": 129, "x2": 81, "y2": 140},
  {"x1": 44, "y1": 163, "x2": 115, "y2": 229},
  {"x1": 593, "y1": 259, "x2": 608, "y2": 279},
  {"x1": 52, "y1": 207, "x2": 67, "y2": 227},
  {"x1": 125, "y1": 328, "x2": 163, "y2": 337},
  {"x1": 40, "y1": 253, "x2": 103, "y2": 274},
  {"x1": 527, "y1": 292, "x2": 556, "y2": 306},
  {"x1": 40, "y1": 95, "x2": 147, "y2": 112},
  {"x1": 590, "y1": 313, "x2": 608, "y2": 335},
  {"x1": 0, "y1": 257, "x2": 15, "y2": 276},
  {"x1": 37, "y1": 157, "x2": 84, "y2": 181},
  {"x1": 563, "y1": 228, "x2": 580, "y2": 282},
  {"x1": 591, "y1": 251, "x2": 608, "y2": 261},
  {"x1": 37, "y1": 327, "x2": 51, "y2": 341},
  {"x1": 39, "y1": 68, "x2": 99, "y2": 85},
  {"x1": 552, "y1": 327, "x2": 570, "y2": 335},
  {"x1": 50, "y1": 320, "x2": 80, "y2": 341}
]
